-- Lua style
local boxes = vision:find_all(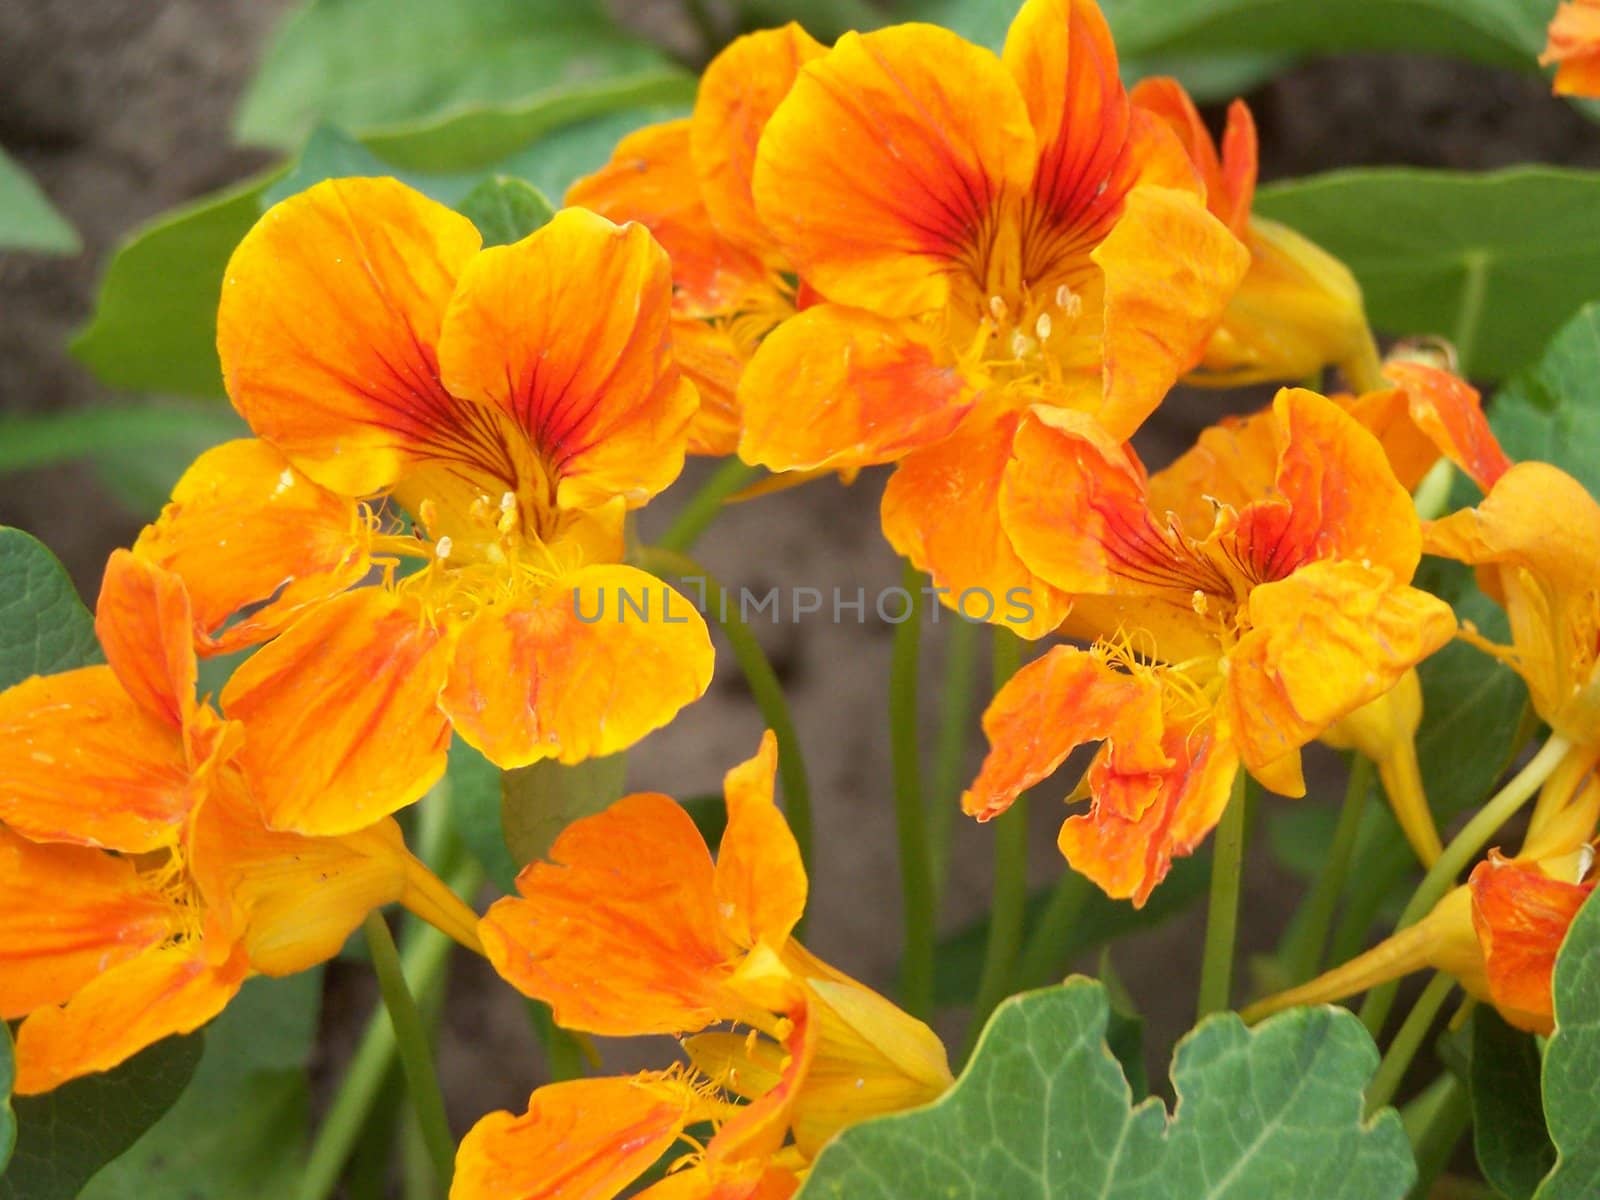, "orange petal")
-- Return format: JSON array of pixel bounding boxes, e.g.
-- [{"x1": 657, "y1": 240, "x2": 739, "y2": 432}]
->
[
  {"x1": 133, "y1": 439, "x2": 370, "y2": 653},
  {"x1": 638, "y1": 1162, "x2": 799, "y2": 1200},
  {"x1": 1130, "y1": 78, "x2": 1256, "y2": 236},
  {"x1": 737, "y1": 304, "x2": 970, "y2": 473},
  {"x1": 753, "y1": 24, "x2": 1035, "y2": 317},
  {"x1": 715, "y1": 731, "x2": 806, "y2": 951},
  {"x1": 221, "y1": 588, "x2": 453, "y2": 836},
  {"x1": 963, "y1": 644, "x2": 1169, "y2": 822},
  {"x1": 1145, "y1": 402, "x2": 1278, "y2": 529},
  {"x1": 218, "y1": 177, "x2": 482, "y2": 495},
  {"x1": 1380, "y1": 362, "x2": 1510, "y2": 493},
  {"x1": 13, "y1": 940, "x2": 249, "y2": 1094},
  {"x1": 439, "y1": 566, "x2": 713, "y2": 770},
  {"x1": 0, "y1": 665, "x2": 193, "y2": 852},
  {"x1": 881, "y1": 406, "x2": 1071, "y2": 640},
  {"x1": 704, "y1": 955, "x2": 813, "y2": 1166},
  {"x1": 0, "y1": 827, "x2": 174, "y2": 1019},
  {"x1": 479, "y1": 794, "x2": 731, "y2": 1036},
  {"x1": 1543, "y1": 1, "x2": 1600, "y2": 97},
  {"x1": 1470, "y1": 853, "x2": 1595, "y2": 1034},
  {"x1": 437, "y1": 208, "x2": 696, "y2": 511},
  {"x1": 1224, "y1": 560, "x2": 1456, "y2": 793},
  {"x1": 674, "y1": 318, "x2": 750, "y2": 457},
  {"x1": 452, "y1": 1074, "x2": 695, "y2": 1200},
  {"x1": 692, "y1": 24, "x2": 827, "y2": 260},
  {"x1": 93, "y1": 550, "x2": 195, "y2": 730}
]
